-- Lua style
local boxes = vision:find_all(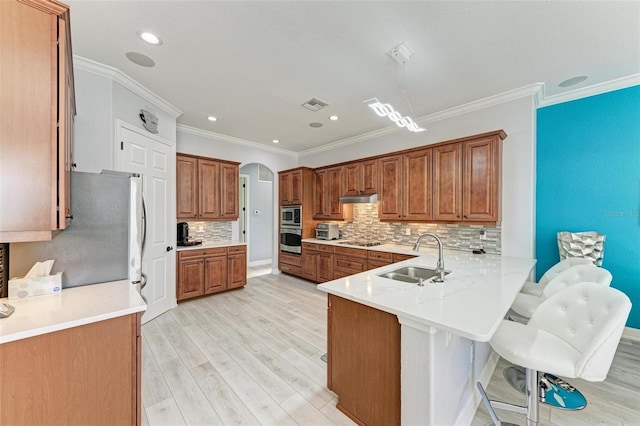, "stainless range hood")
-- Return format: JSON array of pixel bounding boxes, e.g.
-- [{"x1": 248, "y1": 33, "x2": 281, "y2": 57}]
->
[{"x1": 339, "y1": 193, "x2": 379, "y2": 204}]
